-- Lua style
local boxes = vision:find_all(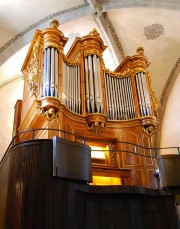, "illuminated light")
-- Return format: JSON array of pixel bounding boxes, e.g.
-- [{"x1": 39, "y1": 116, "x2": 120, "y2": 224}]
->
[
  {"x1": 91, "y1": 176, "x2": 122, "y2": 186},
  {"x1": 91, "y1": 145, "x2": 109, "y2": 159}
]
